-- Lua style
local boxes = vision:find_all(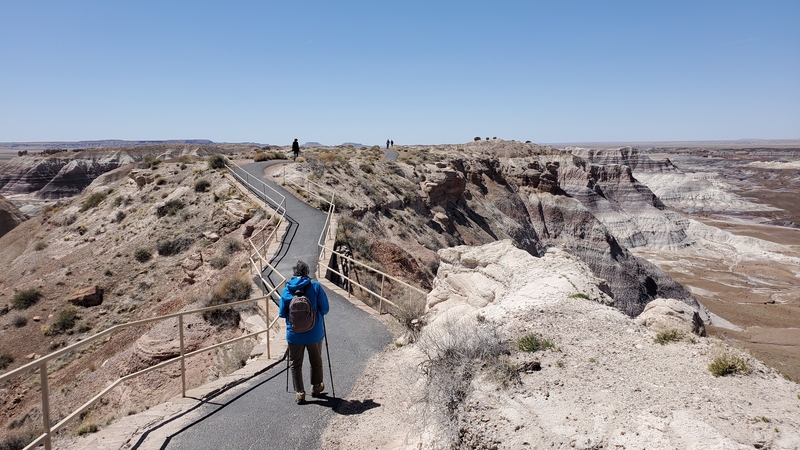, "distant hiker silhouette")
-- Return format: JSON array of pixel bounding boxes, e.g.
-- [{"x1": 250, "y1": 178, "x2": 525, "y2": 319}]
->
[
  {"x1": 279, "y1": 261, "x2": 330, "y2": 404},
  {"x1": 390, "y1": 140, "x2": 394, "y2": 148},
  {"x1": 386, "y1": 139, "x2": 390, "y2": 150},
  {"x1": 292, "y1": 138, "x2": 300, "y2": 161}
]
